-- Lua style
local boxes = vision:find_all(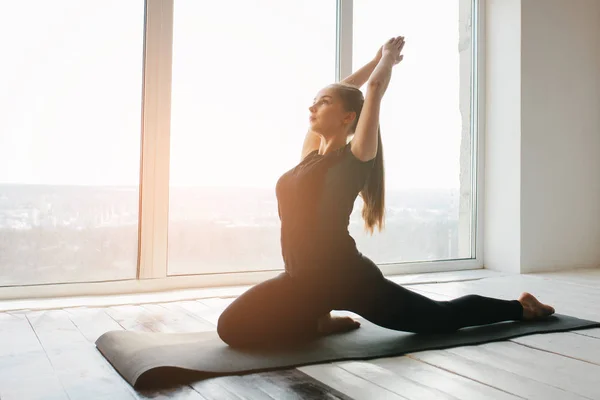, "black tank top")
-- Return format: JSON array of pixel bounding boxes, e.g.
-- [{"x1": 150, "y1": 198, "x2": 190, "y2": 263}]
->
[{"x1": 276, "y1": 141, "x2": 375, "y2": 277}]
